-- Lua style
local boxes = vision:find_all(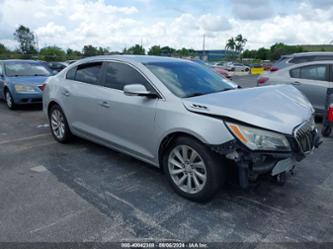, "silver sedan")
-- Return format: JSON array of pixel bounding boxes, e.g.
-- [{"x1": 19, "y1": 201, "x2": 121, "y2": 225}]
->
[{"x1": 43, "y1": 55, "x2": 320, "y2": 201}]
